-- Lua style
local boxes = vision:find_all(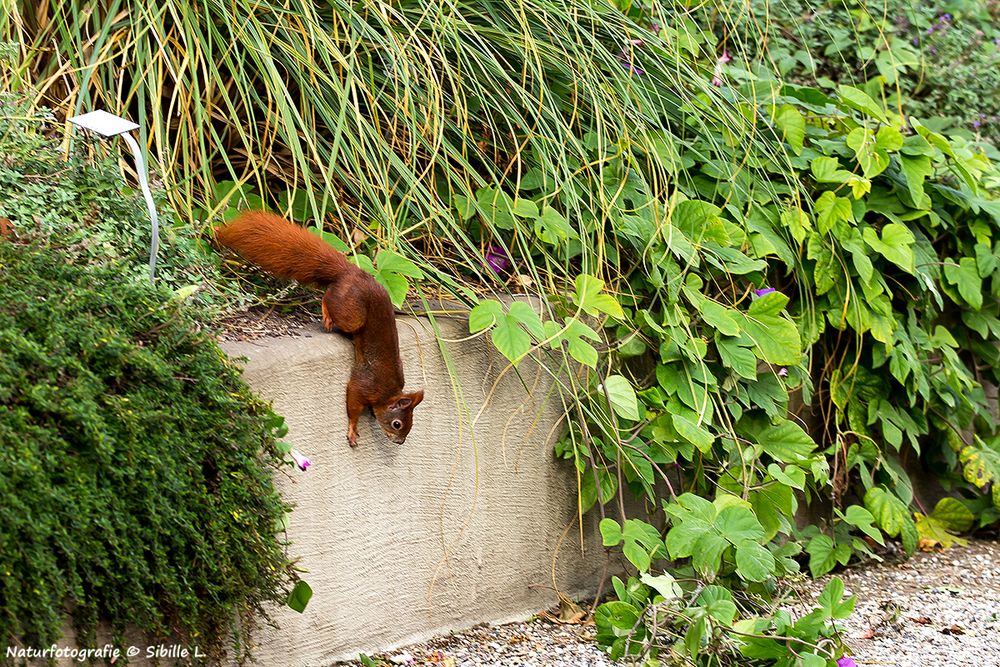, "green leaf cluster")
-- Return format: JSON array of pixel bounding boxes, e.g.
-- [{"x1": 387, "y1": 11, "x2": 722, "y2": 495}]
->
[
  {"x1": 469, "y1": 277, "x2": 614, "y2": 366},
  {"x1": 497, "y1": 7, "x2": 1000, "y2": 664},
  {"x1": 700, "y1": 0, "x2": 1000, "y2": 147}
]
